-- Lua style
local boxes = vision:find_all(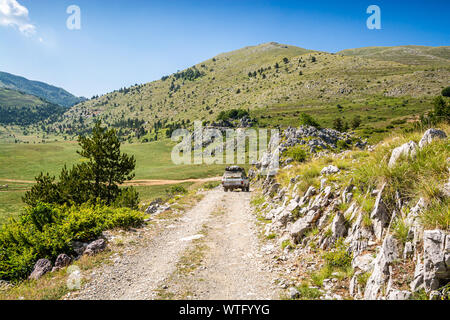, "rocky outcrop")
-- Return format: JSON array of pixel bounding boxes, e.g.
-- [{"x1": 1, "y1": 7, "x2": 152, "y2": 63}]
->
[
  {"x1": 418, "y1": 128, "x2": 447, "y2": 149},
  {"x1": 388, "y1": 141, "x2": 418, "y2": 168},
  {"x1": 422, "y1": 230, "x2": 450, "y2": 292},
  {"x1": 321, "y1": 165, "x2": 340, "y2": 175},
  {"x1": 84, "y1": 239, "x2": 107, "y2": 256},
  {"x1": 29, "y1": 259, "x2": 52, "y2": 280},
  {"x1": 250, "y1": 126, "x2": 448, "y2": 300},
  {"x1": 71, "y1": 241, "x2": 89, "y2": 256},
  {"x1": 253, "y1": 125, "x2": 366, "y2": 178},
  {"x1": 370, "y1": 184, "x2": 391, "y2": 240},
  {"x1": 331, "y1": 212, "x2": 348, "y2": 240},
  {"x1": 364, "y1": 235, "x2": 400, "y2": 300},
  {"x1": 52, "y1": 254, "x2": 72, "y2": 272},
  {"x1": 386, "y1": 289, "x2": 412, "y2": 300}
]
